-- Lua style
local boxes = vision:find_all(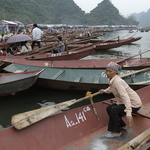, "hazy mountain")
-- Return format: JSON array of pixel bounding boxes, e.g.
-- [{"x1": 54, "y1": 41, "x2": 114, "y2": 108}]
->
[
  {"x1": 132, "y1": 9, "x2": 150, "y2": 27},
  {"x1": 86, "y1": 0, "x2": 136, "y2": 25},
  {"x1": 0, "y1": 0, "x2": 138, "y2": 25}
]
